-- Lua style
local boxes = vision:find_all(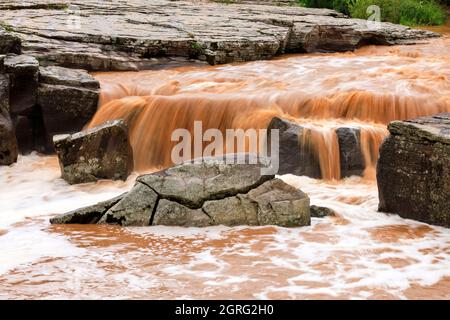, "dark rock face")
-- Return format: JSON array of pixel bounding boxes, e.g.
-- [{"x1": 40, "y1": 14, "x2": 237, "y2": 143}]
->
[
  {"x1": 268, "y1": 117, "x2": 321, "y2": 178},
  {"x1": 38, "y1": 66, "x2": 100, "y2": 147},
  {"x1": 50, "y1": 155, "x2": 311, "y2": 227},
  {"x1": 336, "y1": 127, "x2": 364, "y2": 178},
  {"x1": 53, "y1": 120, "x2": 133, "y2": 185},
  {"x1": 0, "y1": 1, "x2": 438, "y2": 70},
  {"x1": 0, "y1": 27, "x2": 21, "y2": 54},
  {"x1": 377, "y1": 113, "x2": 450, "y2": 228},
  {"x1": 4, "y1": 55, "x2": 39, "y2": 116},
  {"x1": 310, "y1": 205, "x2": 336, "y2": 218},
  {"x1": 0, "y1": 73, "x2": 18, "y2": 165}
]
